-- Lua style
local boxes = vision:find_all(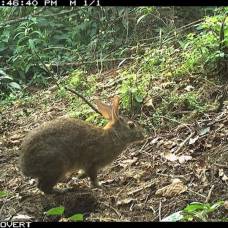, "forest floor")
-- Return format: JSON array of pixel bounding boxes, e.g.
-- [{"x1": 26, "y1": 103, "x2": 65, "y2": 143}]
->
[{"x1": 0, "y1": 79, "x2": 228, "y2": 222}]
